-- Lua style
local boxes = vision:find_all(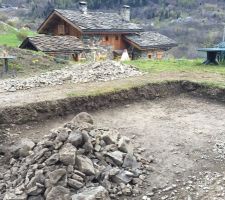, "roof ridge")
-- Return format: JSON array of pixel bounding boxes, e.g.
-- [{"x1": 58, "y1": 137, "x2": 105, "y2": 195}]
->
[{"x1": 55, "y1": 8, "x2": 119, "y2": 15}]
